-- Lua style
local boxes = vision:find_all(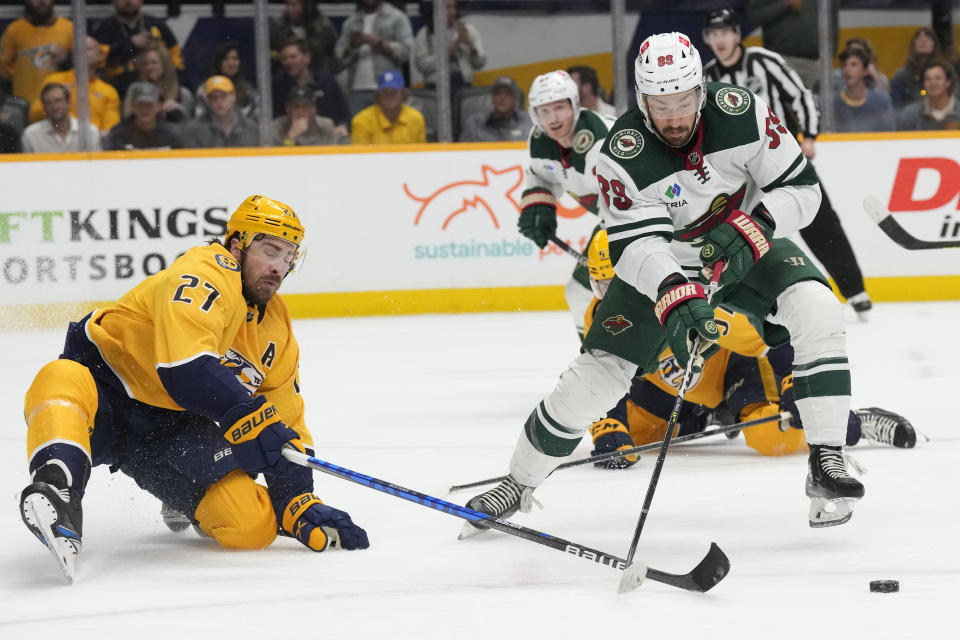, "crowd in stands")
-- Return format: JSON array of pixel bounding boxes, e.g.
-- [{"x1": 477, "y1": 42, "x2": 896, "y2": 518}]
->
[{"x1": 0, "y1": 0, "x2": 958, "y2": 155}]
